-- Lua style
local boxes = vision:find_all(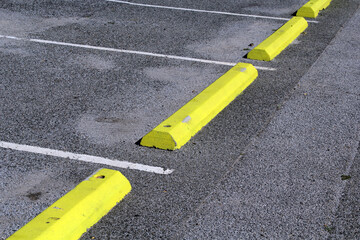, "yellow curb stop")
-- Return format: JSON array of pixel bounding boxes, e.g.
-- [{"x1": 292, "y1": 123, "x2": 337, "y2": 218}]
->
[
  {"x1": 7, "y1": 169, "x2": 131, "y2": 240},
  {"x1": 247, "y1": 17, "x2": 308, "y2": 61},
  {"x1": 140, "y1": 62, "x2": 258, "y2": 150},
  {"x1": 297, "y1": 0, "x2": 332, "y2": 18}
]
